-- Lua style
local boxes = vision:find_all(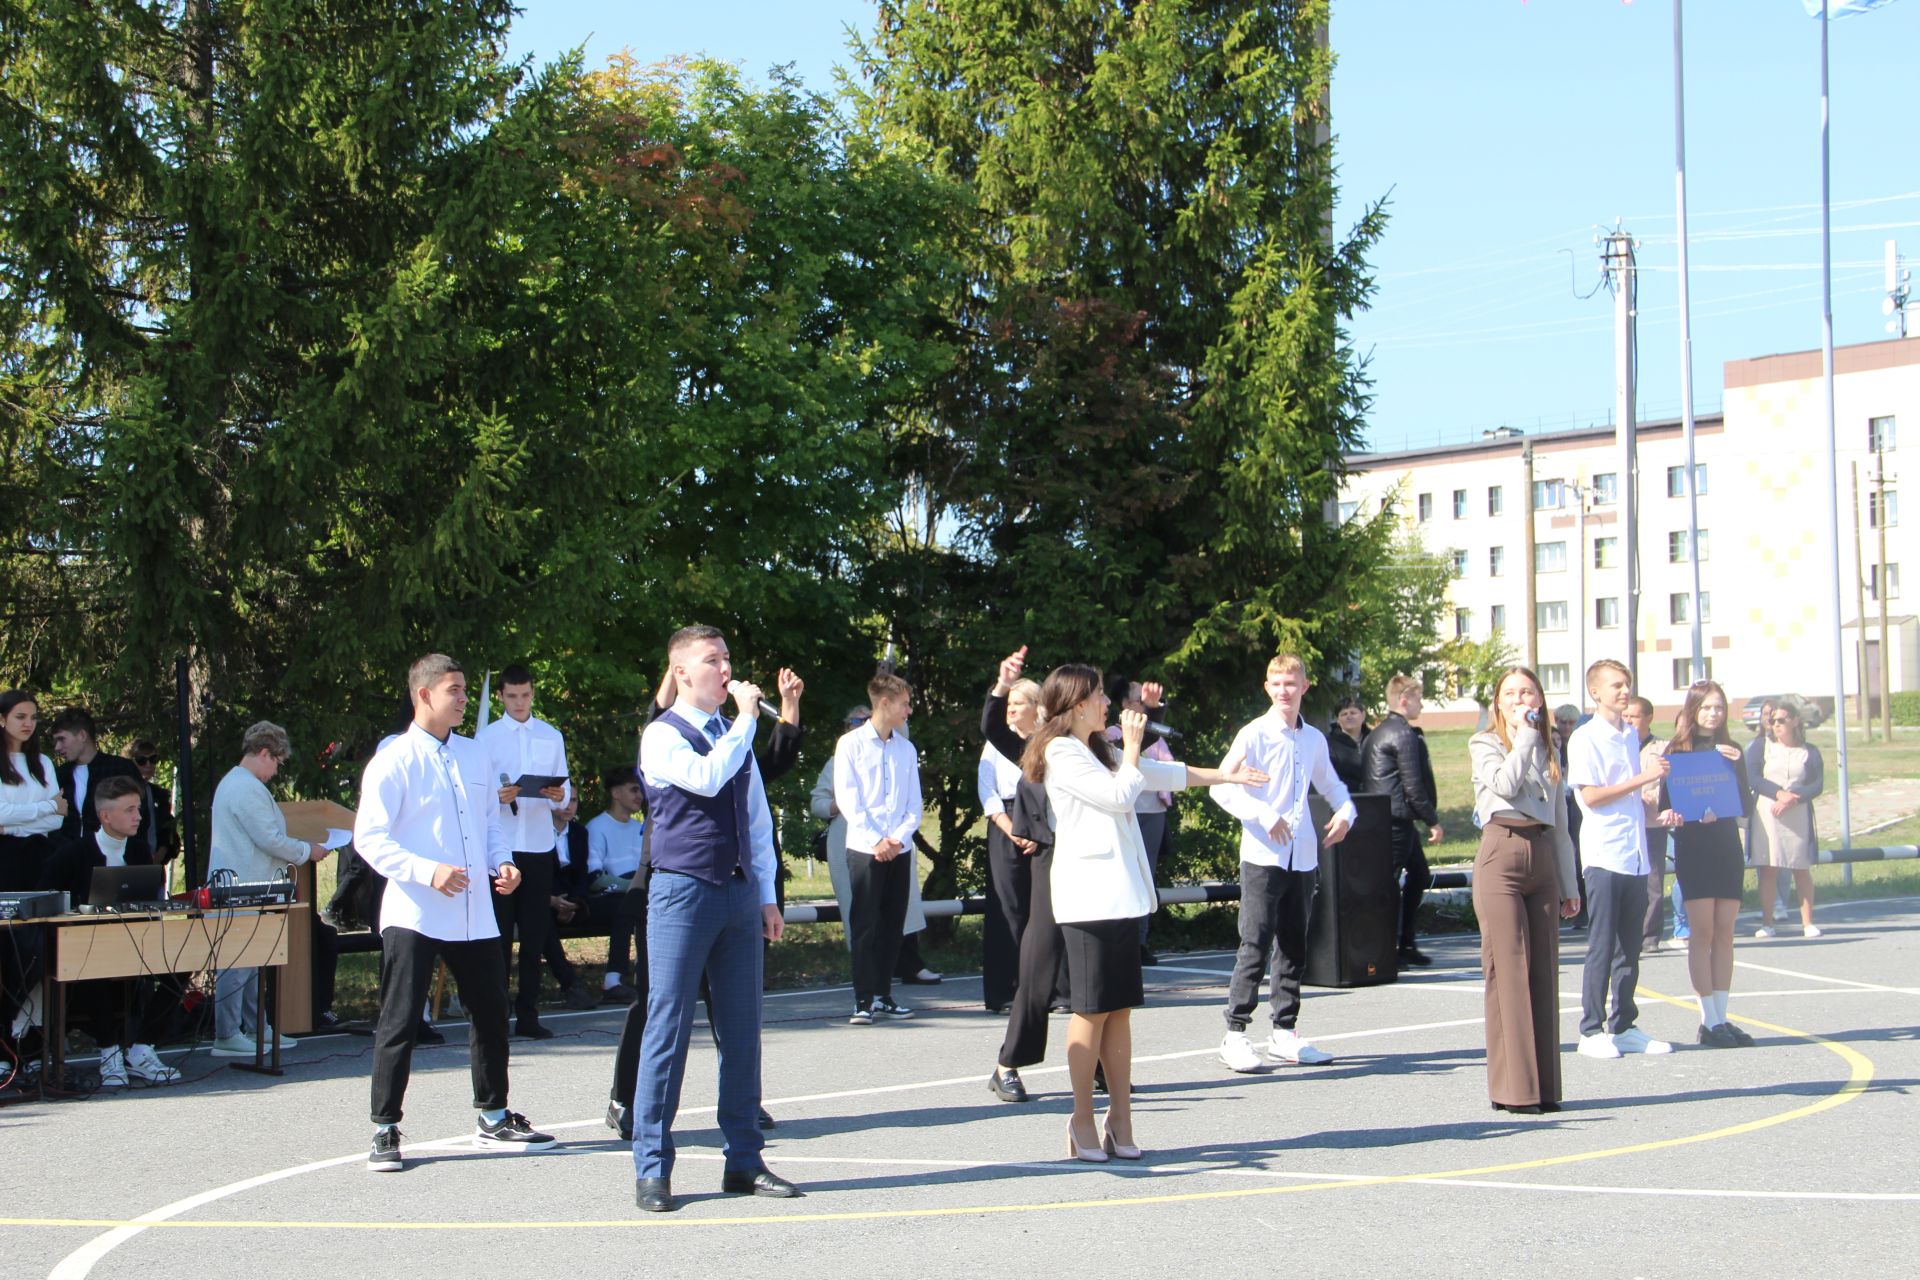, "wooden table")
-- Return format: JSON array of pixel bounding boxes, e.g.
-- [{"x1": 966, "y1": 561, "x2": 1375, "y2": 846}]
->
[{"x1": 29, "y1": 904, "x2": 300, "y2": 1090}]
